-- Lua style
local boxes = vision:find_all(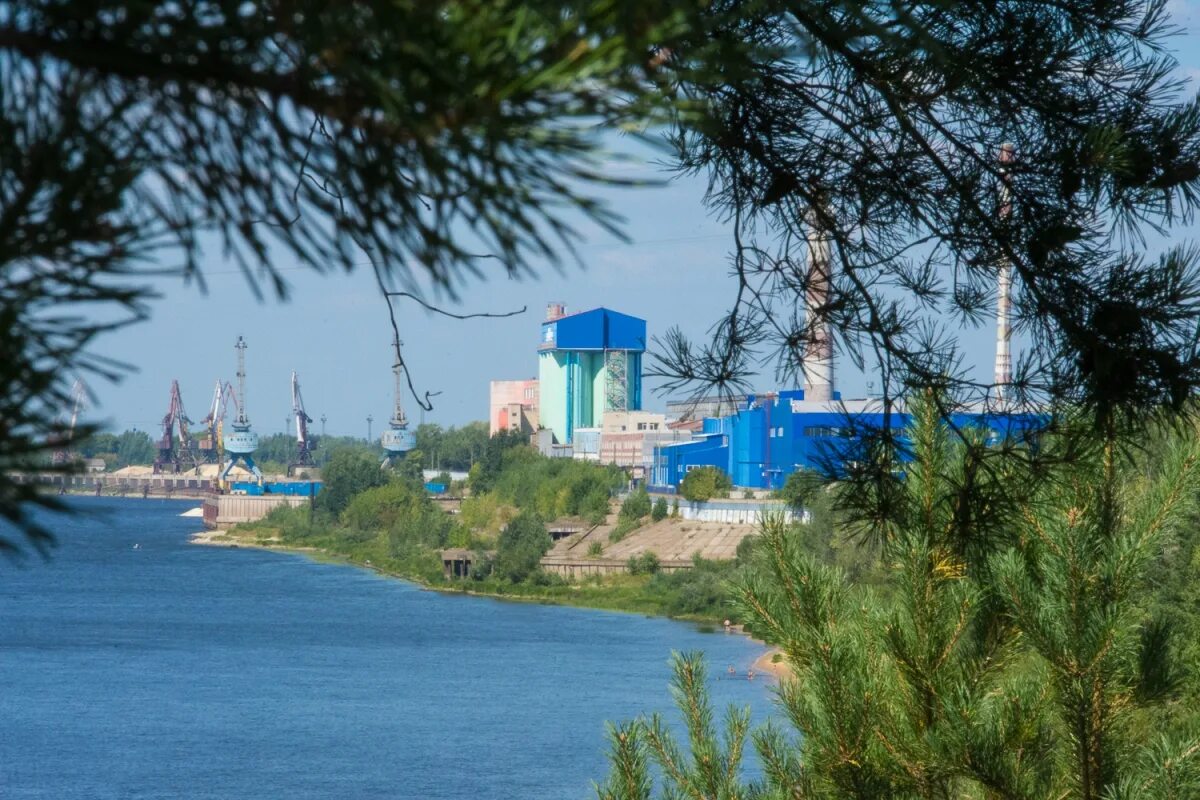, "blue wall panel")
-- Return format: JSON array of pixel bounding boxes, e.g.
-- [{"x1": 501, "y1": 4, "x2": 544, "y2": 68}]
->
[{"x1": 653, "y1": 394, "x2": 1045, "y2": 490}]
